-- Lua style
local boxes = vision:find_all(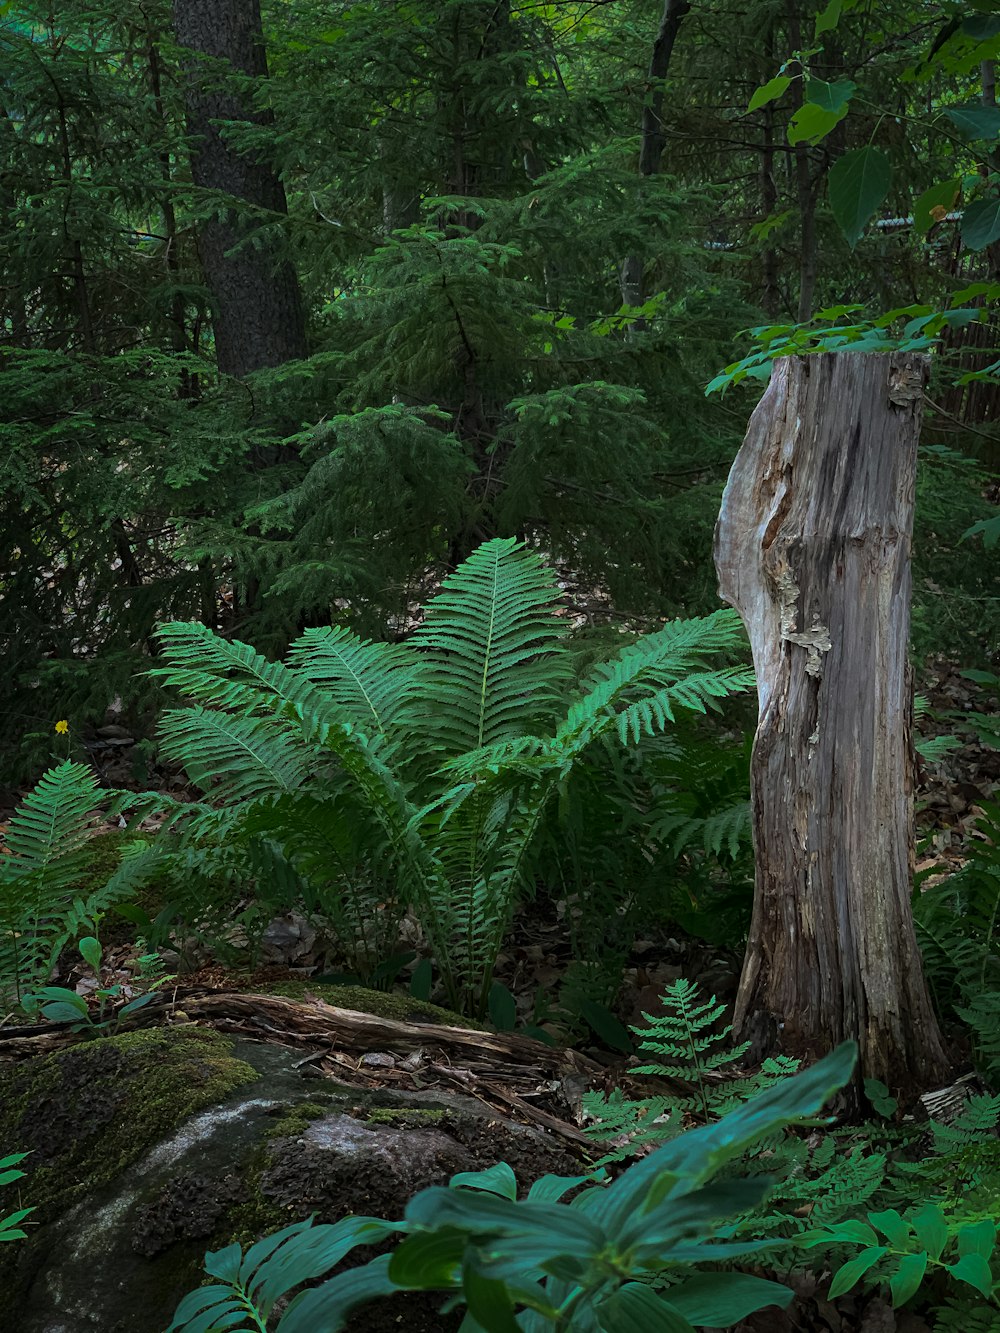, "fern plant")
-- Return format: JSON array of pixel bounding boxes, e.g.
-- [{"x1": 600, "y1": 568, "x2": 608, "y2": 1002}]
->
[
  {"x1": 584, "y1": 978, "x2": 799, "y2": 1161},
  {"x1": 146, "y1": 538, "x2": 754, "y2": 1016},
  {"x1": 915, "y1": 802, "x2": 1000, "y2": 1082},
  {"x1": 0, "y1": 762, "x2": 158, "y2": 1004}
]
